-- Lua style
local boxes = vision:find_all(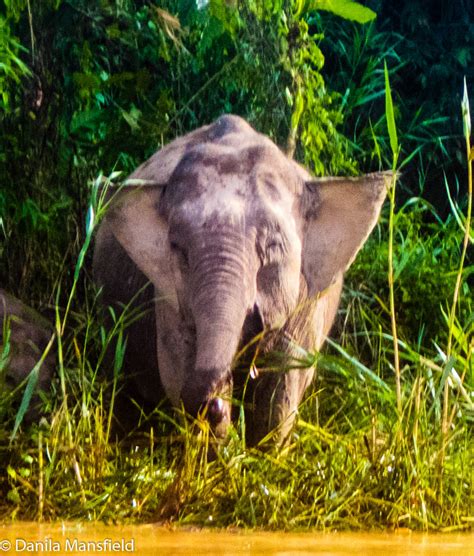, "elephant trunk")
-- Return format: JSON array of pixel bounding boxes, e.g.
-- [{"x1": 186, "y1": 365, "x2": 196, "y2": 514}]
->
[{"x1": 180, "y1": 234, "x2": 252, "y2": 434}]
